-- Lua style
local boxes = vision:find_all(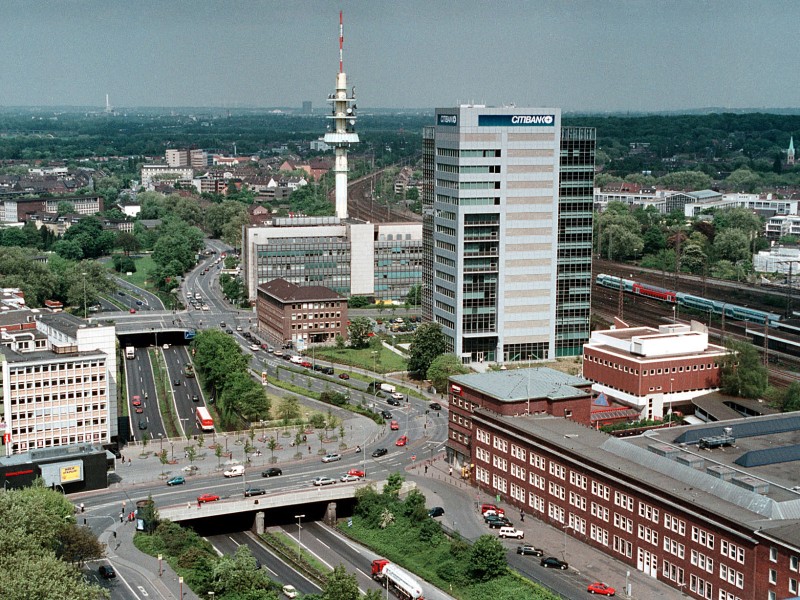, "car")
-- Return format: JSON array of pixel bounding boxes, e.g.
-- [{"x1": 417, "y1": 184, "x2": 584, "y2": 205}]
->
[
  {"x1": 487, "y1": 518, "x2": 512, "y2": 529},
  {"x1": 131, "y1": 396, "x2": 142, "y2": 407},
  {"x1": 202, "y1": 305, "x2": 210, "y2": 311},
  {"x1": 162, "y1": 343, "x2": 170, "y2": 349},
  {"x1": 191, "y1": 394, "x2": 199, "y2": 402},
  {"x1": 129, "y1": 308, "x2": 136, "y2": 314},
  {"x1": 321, "y1": 366, "x2": 334, "y2": 375},
  {"x1": 282, "y1": 585, "x2": 298, "y2": 599},
  {"x1": 174, "y1": 379, "x2": 181, "y2": 386},
  {"x1": 347, "y1": 468, "x2": 365, "y2": 478},
  {"x1": 429, "y1": 402, "x2": 442, "y2": 410},
  {"x1": 428, "y1": 506, "x2": 445, "y2": 518},
  {"x1": 587, "y1": 582, "x2": 616, "y2": 596},
  {"x1": 387, "y1": 397, "x2": 401, "y2": 406},
  {"x1": 391, "y1": 392, "x2": 404, "y2": 401},
  {"x1": 224, "y1": 466, "x2": 245, "y2": 477},
  {"x1": 340, "y1": 473, "x2": 360, "y2": 482},
  {"x1": 540, "y1": 557, "x2": 569, "y2": 570},
  {"x1": 226, "y1": 328, "x2": 233, "y2": 334},
  {"x1": 262, "y1": 467, "x2": 283, "y2": 477},
  {"x1": 182, "y1": 464, "x2": 199, "y2": 472},
  {"x1": 197, "y1": 493, "x2": 220, "y2": 503},
  {"x1": 390, "y1": 420, "x2": 400, "y2": 430},
  {"x1": 380, "y1": 410, "x2": 393, "y2": 419},
  {"x1": 244, "y1": 487, "x2": 266, "y2": 497},
  {"x1": 219, "y1": 322, "x2": 226, "y2": 328},
  {"x1": 338, "y1": 373, "x2": 350, "y2": 380},
  {"x1": 236, "y1": 325, "x2": 243, "y2": 332},
  {"x1": 516, "y1": 545, "x2": 544, "y2": 556},
  {"x1": 395, "y1": 435, "x2": 408, "y2": 447},
  {"x1": 249, "y1": 344, "x2": 260, "y2": 351},
  {"x1": 117, "y1": 291, "x2": 125, "y2": 297},
  {"x1": 166, "y1": 476, "x2": 185, "y2": 486},
  {"x1": 99, "y1": 565, "x2": 116, "y2": 579},
  {"x1": 300, "y1": 360, "x2": 313, "y2": 368},
  {"x1": 273, "y1": 350, "x2": 284, "y2": 357},
  {"x1": 281, "y1": 353, "x2": 292, "y2": 360},
  {"x1": 136, "y1": 300, "x2": 143, "y2": 306},
  {"x1": 313, "y1": 364, "x2": 323, "y2": 371},
  {"x1": 138, "y1": 420, "x2": 147, "y2": 430},
  {"x1": 498, "y1": 526, "x2": 524, "y2": 539},
  {"x1": 267, "y1": 346, "x2": 274, "y2": 353},
  {"x1": 321, "y1": 453, "x2": 341, "y2": 463},
  {"x1": 313, "y1": 476, "x2": 336, "y2": 486},
  {"x1": 135, "y1": 407, "x2": 144, "y2": 414},
  {"x1": 371, "y1": 448, "x2": 388, "y2": 458},
  {"x1": 483, "y1": 508, "x2": 505, "y2": 518}
]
